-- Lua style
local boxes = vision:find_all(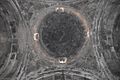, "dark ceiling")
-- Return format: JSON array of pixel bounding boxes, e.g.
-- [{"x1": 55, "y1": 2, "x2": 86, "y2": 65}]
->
[{"x1": 0, "y1": 0, "x2": 120, "y2": 80}]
